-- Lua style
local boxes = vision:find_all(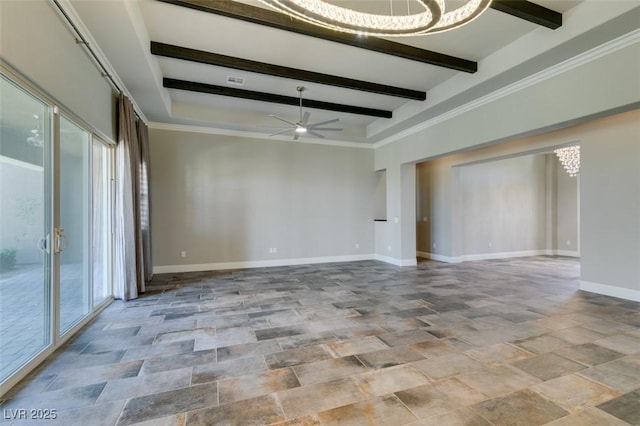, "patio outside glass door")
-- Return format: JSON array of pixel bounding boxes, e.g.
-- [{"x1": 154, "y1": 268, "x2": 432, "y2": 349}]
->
[{"x1": 0, "y1": 75, "x2": 52, "y2": 383}]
